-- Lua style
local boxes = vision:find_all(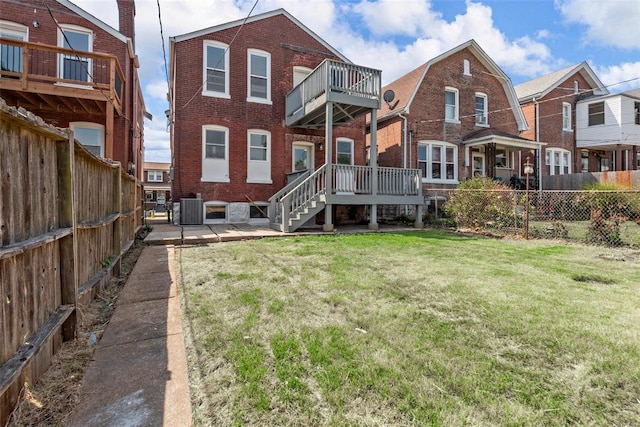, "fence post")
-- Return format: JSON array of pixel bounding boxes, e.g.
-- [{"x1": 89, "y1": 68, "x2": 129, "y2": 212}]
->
[
  {"x1": 57, "y1": 130, "x2": 77, "y2": 341},
  {"x1": 113, "y1": 167, "x2": 122, "y2": 276}
]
